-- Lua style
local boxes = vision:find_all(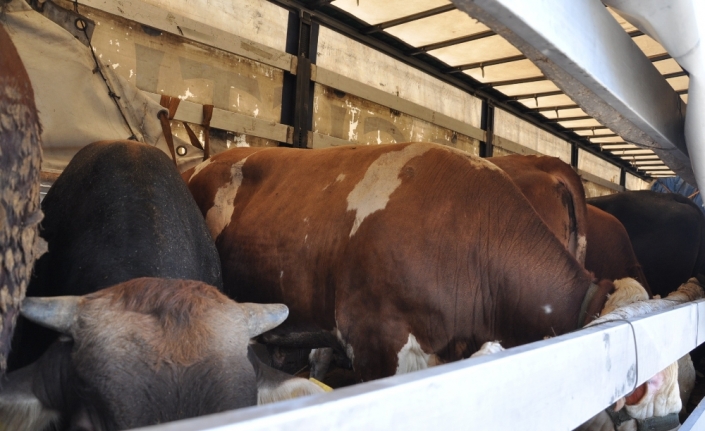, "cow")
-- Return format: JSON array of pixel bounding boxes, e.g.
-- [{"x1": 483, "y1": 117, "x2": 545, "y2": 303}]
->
[
  {"x1": 0, "y1": 23, "x2": 43, "y2": 374},
  {"x1": 184, "y1": 142, "x2": 618, "y2": 382},
  {"x1": 585, "y1": 204, "x2": 650, "y2": 293},
  {"x1": 0, "y1": 277, "x2": 325, "y2": 430},
  {"x1": 589, "y1": 191, "x2": 705, "y2": 298},
  {"x1": 487, "y1": 154, "x2": 587, "y2": 264},
  {"x1": 8, "y1": 140, "x2": 224, "y2": 372}
]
